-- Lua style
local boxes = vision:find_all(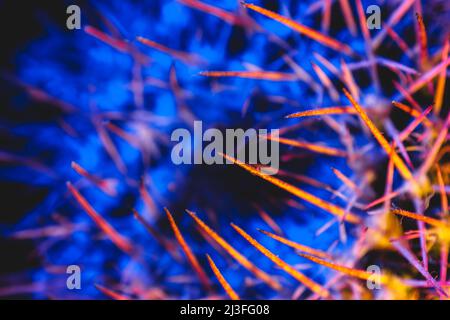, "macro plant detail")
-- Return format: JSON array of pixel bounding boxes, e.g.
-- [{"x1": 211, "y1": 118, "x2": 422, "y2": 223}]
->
[{"x1": 0, "y1": 0, "x2": 449, "y2": 301}]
